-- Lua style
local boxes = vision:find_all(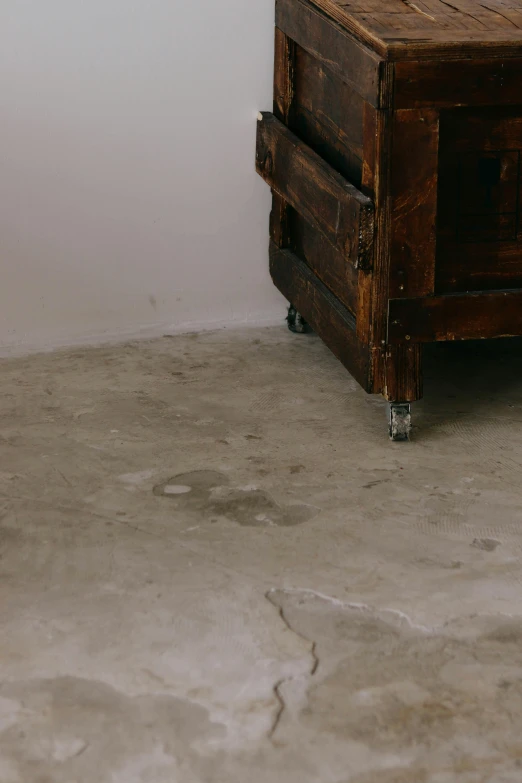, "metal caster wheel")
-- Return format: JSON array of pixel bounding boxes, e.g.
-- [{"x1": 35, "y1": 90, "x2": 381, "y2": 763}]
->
[
  {"x1": 389, "y1": 403, "x2": 411, "y2": 442},
  {"x1": 287, "y1": 304, "x2": 310, "y2": 334}
]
